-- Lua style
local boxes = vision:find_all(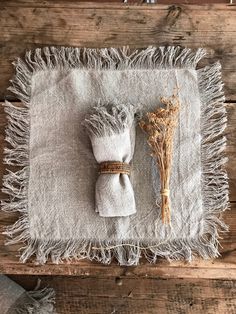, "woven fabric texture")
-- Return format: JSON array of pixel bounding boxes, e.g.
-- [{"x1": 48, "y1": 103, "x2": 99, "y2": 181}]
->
[{"x1": 2, "y1": 46, "x2": 229, "y2": 265}]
